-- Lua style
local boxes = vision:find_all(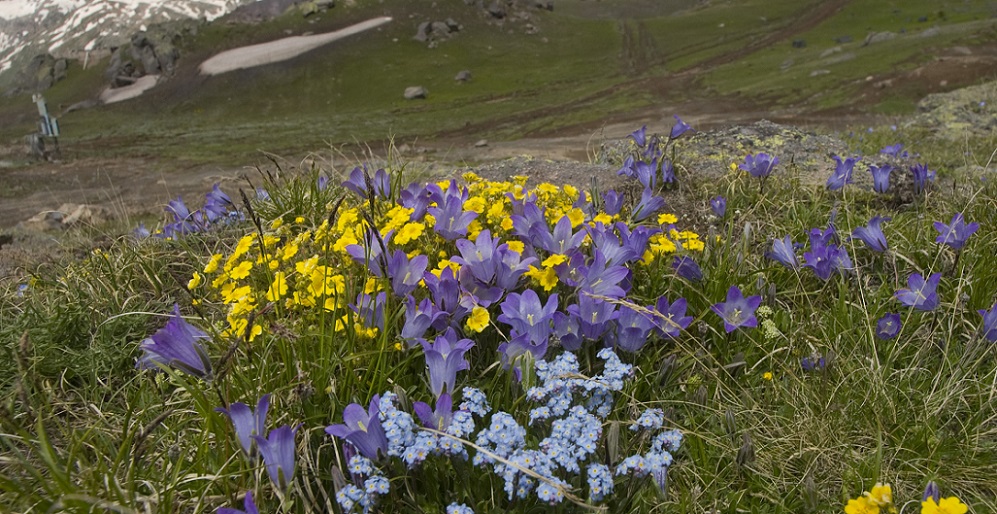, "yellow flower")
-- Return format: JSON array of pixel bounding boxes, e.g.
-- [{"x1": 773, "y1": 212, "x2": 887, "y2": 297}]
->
[
  {"x1": 683, "y1": 239, "x2": 705, "y2": 251},
  {"x1": 187, "y1": 272, "x2": 203, "y2": 290},
  {"x1": 466, "y1": 219, "x2": 483, "y2": 240},
  {"x1": 592, "y1": 213, "x2": 614, "y2": 225},
  {"x1": 487, "y1": 201, "x2": 507, "y2": 222},
  {"x1": 500, "y1": 217, "x2": 514, "y2": 232},
  {"x1": 762, "y1": 372, "x2": 773, "y2": 381},
  {"x1": 203, "y1": 253, "x2": 223, "y2": 274},
  {"x1": 658, "y1": 213, "x2": 678, "y2": 225},
  {"x1": 232, "y1": 234, "x2": 255, "y2": 260},
  {"x1": 395, "y1": 222, "x2": 425, "y2": 245},
  {"x1": 229, "y1": 261, "x2": 253, "y2": 280},
  {"x1": 866, "y1": 483, "x2": 894, "y2": 509},
  {"x1": 921, "y1": 497, "x2": 968, "y2": 514},
  {"x1": 542, "y1": 254, "x2": 567, "y2": 267},
  {"x1": 537, "y1": 183, "x2": 559, "y2": 196},
  {"x1": 505, "y1": 240, "x2": 525, "y2": 254},
  {"x1": 281, "y1": 242, "x2": 299, "y2": 261},
  {"x1": 566, "y1": 208, "x2": 585, "y2": 228},
  {"x1": 271, "y1": 218, "x2": 283, "y2": 229},
  {"x1": 294, "y1": 216, "x2": 305, "y2": 224},
  {"x1": 266, "y1": 271, "x2": 288, "y2": 302},
  {"x1": 563, "y1": 184, "x2": 578, "y2": 198},
  {"x1": 466, "y1": 306, "x2": 490, "y2": 333},
  {"x1": 845, "y1": 496, "x2": 879, "y2": 514},
  {"x1": 526, "y1": 265, "x2": 559, "y2": 292},
  {"x1": 464, "y1": 196, "x2": 487, "y2": 213}
]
